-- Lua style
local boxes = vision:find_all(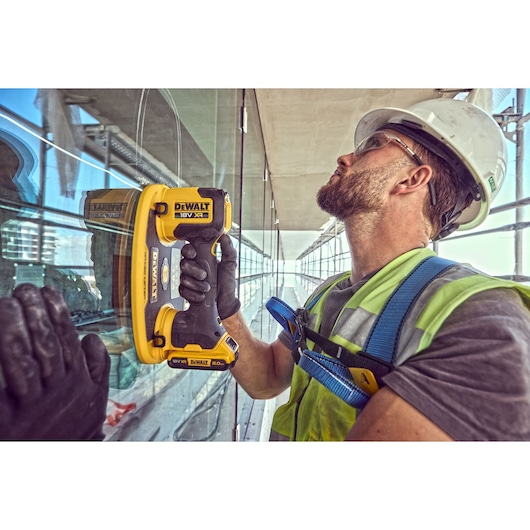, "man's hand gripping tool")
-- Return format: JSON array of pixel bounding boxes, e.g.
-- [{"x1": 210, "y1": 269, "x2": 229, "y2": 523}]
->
[{"x1": 131, "y1": 184, "x2": 239, "y2": 370}]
